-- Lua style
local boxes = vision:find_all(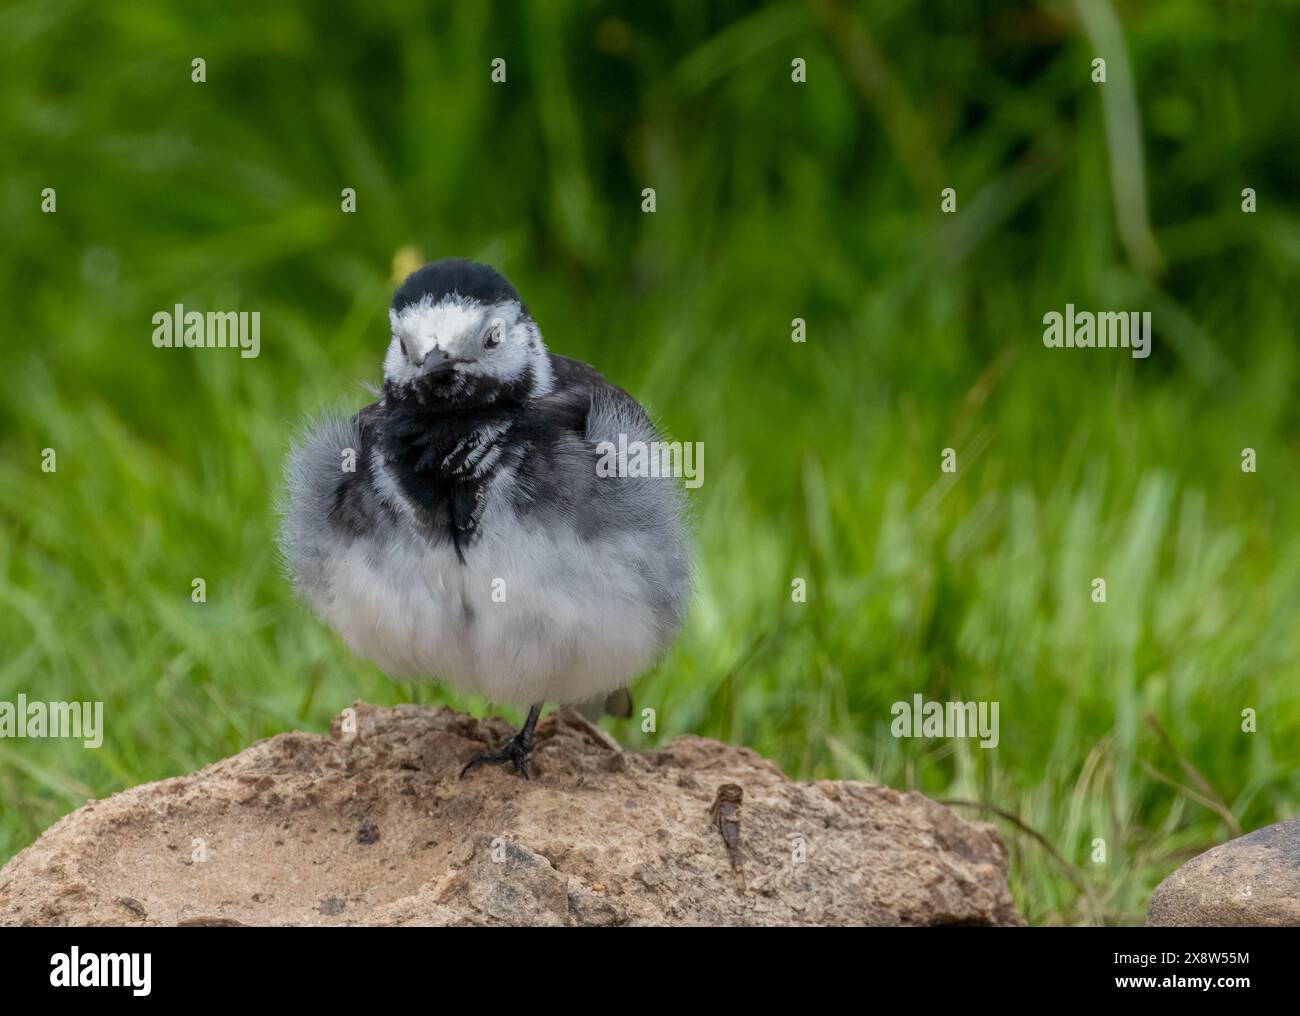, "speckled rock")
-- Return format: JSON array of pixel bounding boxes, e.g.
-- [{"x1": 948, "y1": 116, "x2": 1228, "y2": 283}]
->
[
  {"x1": 0, "y1": 702, "x2": 1023, "y2": 927},
  {"x1": 1147, "y1": 819, "x2": 1300, "y2": 927}
]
